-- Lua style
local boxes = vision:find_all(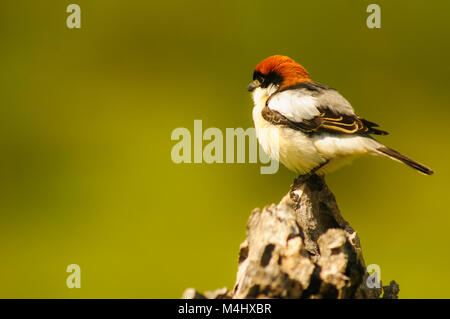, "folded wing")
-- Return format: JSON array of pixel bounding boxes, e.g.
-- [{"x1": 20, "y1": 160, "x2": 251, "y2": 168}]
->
[{"x1": 265, "y1": 82, "x2": 388, "y2": 136}]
